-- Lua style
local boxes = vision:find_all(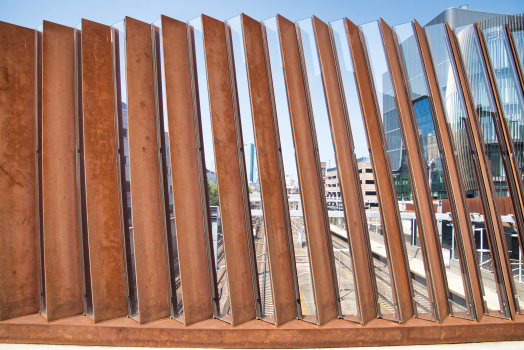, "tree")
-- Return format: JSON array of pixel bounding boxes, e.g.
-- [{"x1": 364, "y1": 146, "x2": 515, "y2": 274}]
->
[{"x1": 207, "y1": 180, "x2": 219, "y2": 206}]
